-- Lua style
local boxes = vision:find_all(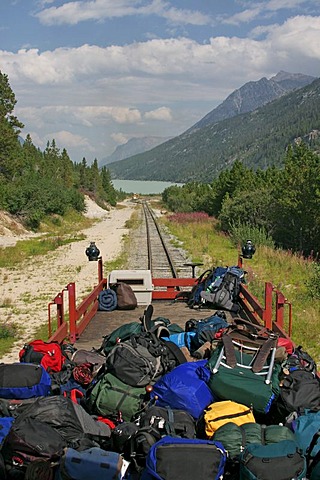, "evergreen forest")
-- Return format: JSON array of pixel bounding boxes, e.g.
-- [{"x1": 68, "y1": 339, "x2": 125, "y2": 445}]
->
[
  {"x1": 162, "y1": 145, "x2": 320, "y2": 257},
  {"x1": 0, "y1": 71, "x2": 120, "y2": 230},
  {"x1": 1, "y1": 68, "x2": 320, "y2": 259}
]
